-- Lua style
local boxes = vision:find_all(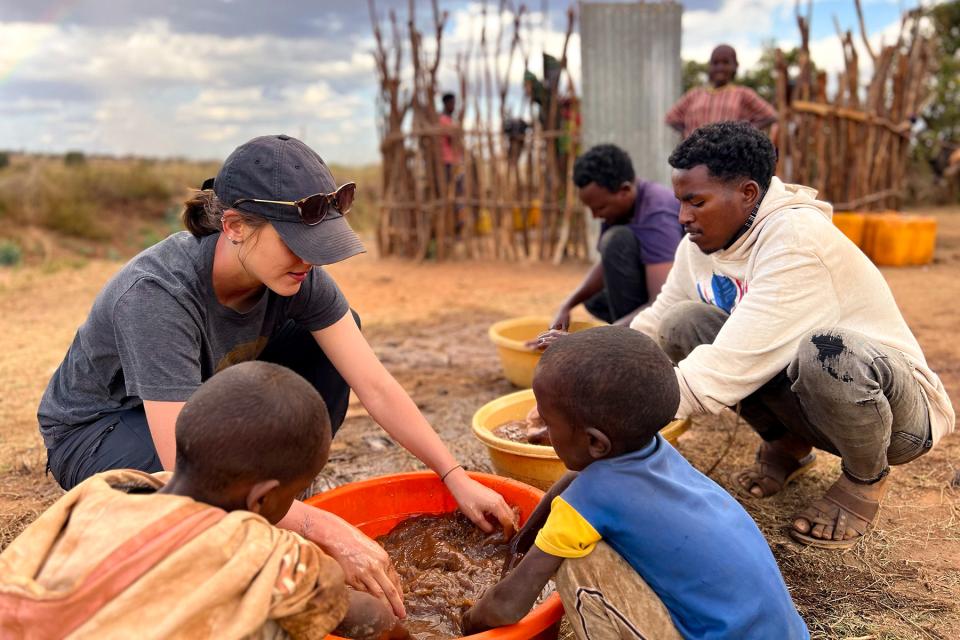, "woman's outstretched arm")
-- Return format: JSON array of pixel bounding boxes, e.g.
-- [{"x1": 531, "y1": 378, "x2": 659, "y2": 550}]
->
[{"x1": 313, "y1": 311, "x2": 516, "y2": 536}]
